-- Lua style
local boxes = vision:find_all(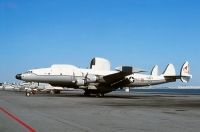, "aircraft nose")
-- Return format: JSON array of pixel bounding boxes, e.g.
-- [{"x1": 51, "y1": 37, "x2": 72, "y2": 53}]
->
[{"x1": 15, "y1": 74, "x2": 22, "y2": 80}]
